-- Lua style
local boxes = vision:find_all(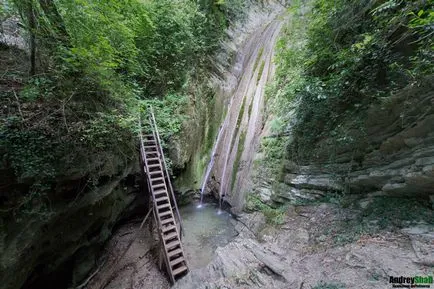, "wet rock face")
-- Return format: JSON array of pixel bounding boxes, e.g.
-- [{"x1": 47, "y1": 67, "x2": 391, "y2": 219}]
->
[
  {"x1": 170, "y1": 1, "x2": 285, "y2": 199},
  {"x1": 278, "y1": 78, "x2": 434, "y2": 201},
  {"x1": 0, "y1": 163, "x2": 143, "y2": 289}
]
